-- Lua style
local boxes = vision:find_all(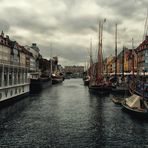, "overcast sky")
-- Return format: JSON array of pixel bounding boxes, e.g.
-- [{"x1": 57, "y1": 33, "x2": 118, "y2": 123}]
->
[{"x1": 0, "y1": 0, "x2": 147, "y2": 66}]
